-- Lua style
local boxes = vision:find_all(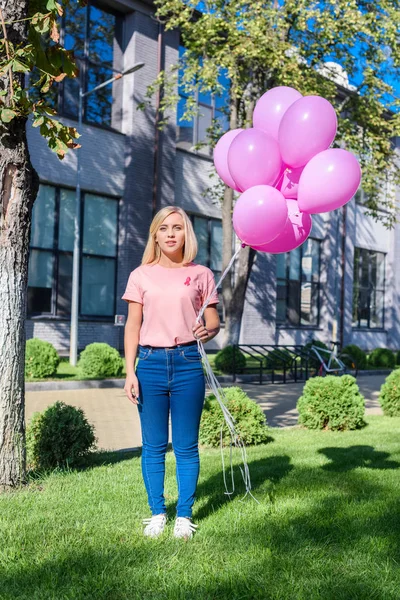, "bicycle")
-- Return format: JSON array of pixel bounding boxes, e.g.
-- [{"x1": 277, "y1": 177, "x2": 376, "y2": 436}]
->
[{"x1": 310, "y1": 340, "x2": 358, "y2": 378}]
